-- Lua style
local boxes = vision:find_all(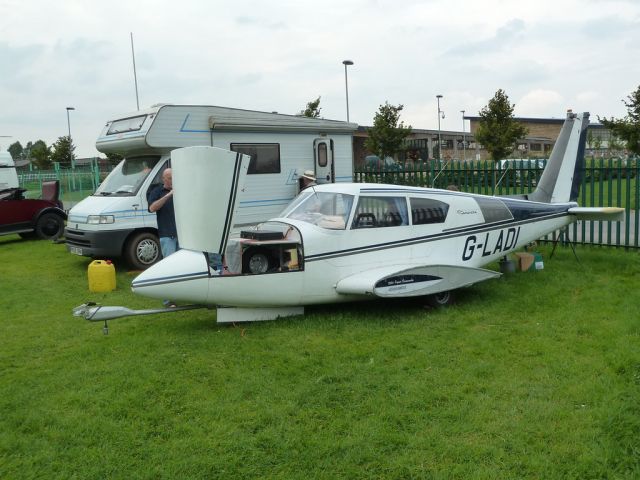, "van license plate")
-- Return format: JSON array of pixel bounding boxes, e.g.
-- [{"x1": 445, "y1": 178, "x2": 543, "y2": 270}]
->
[{"x1": 70, "y1": 246, "x2": 83, "y2": 255}]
